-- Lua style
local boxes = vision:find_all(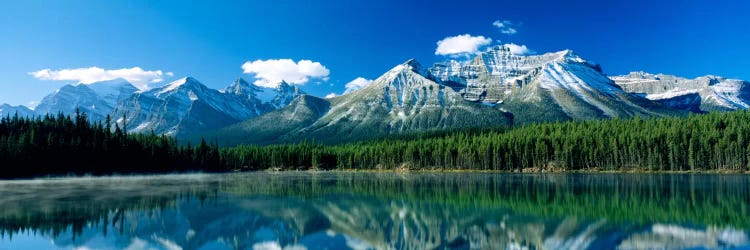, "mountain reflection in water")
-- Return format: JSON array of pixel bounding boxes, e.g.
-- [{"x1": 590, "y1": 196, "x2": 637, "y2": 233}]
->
[{"x1": 0, "y1": 172, "x2": 748, "y2": 249}]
